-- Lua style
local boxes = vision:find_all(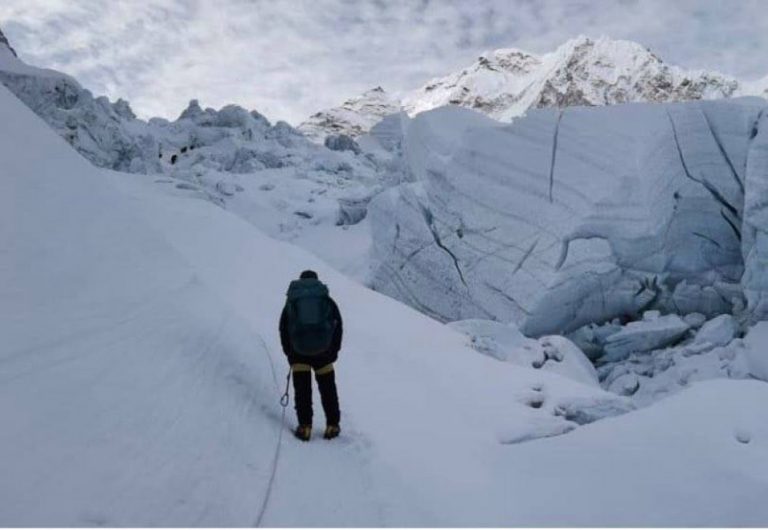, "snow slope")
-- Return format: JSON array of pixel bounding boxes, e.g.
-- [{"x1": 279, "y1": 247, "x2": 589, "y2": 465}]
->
[
  {"x1": 3, "y1": 66, "x2": 768, "y2": 526},
  {"x1": 369, "y1": 98, "x2": 768, "y2": 335},
  {"x1": 0, "y1": 84, "x2": 286, "y2": 526}
]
